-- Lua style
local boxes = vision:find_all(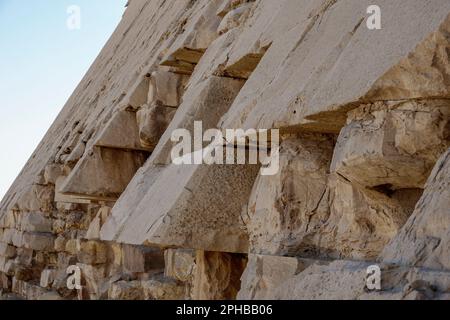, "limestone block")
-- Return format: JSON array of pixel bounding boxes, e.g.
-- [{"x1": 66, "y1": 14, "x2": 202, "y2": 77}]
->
[
  {"x1": 1, "y1": 211, "x2": 18, "y2": 229},
  {"x1": 148, "y1": 71, "x2": 189, "y2": 107},
  {"x1": 40, "y1": 269, "x2": 56, "y2": 288},
  {"x1": 77, "y1": 241, "x2": 108, "y2": 265},
  {"x1": 37, "y1": 291, "x2": 64, "y2": 300},
  {"x1": 77, "y1": 263, "x2": 106, "y2": 299},
  {"x1": 12, "y1": 230, "x2": 23, "y2": 248},
  {"x1": 1, "y1": 259, "x2": 17, "y2": 276},
  {"x1": 161, "y1": 0, "x2": 223, "y2": 66},
  {"x1": 260, "y1": 260, "x2": 450, "y2": 300},
  {"x1": 142, "y1": 275, "x2": 186, "y2": 300},
  {"x1": 216, "y1": 0, "x2": 233, "y2": 17},
  {"x1": 95, "y1": 110, "x2": 150, "y2": 152},
  {"x1": 136, "y1": 103, "x2": 176, "y2": 150},
  {"x1": 310, "y1": 175, "x2": 410, "y2": 260},
  {"x1": 122, "y1": 245, "x2": 165, "y2": 273},
  {"x1": 220, "y1": 0, "x2": 450, "y2": 133},
  {"x1": 217, "y1": 3, "x2": 253, "y2": 35},
  {"x1": 0, "y1": 243, "x2": 16, "y2": 259},
  {"x1": 109, "y1": 280, "x2": 143, "y2": 300},
  {"x1": 331, "y1": 100, "x2": 450, "y2": 189},
  {"x1": 111, "y1": 243, "x2": 122, "y2": 267},
  {"x1": 382, "y1": 148, "x2": 450, "y2": 270},
  {"x1": 25, "y1": 284, "x2": 48, "y2": 300},
  {"x1": 1, "y1": 229, "x2": 14, "y2": 244},
  {"x1": 238, "y1": 254, "x2": 307, "y2": 300},
  {"x1": 65, "y1": 239, "x2": 79, "y2": 255},
  {"x1": 151, "y1": 75, "x2": 245, "y2": 165},
  {"x1": 54, "y1": 176, "x2": 90, "y2": 205},
  {"x1": 0, "y1": 272, "x2": 11, "y2": 290},
  {"x1": 59, "y1": 147, "x2": 147, "y2": 201},
  {"x1": 44, "y1": 164, "x2": 64, "y2": 185},
  {"x1": 192, "y1": 251, "x2": 247, "y2": 300},
  {"x1": 52, "y1": 219, "x2": 65, "y2": 234},
  {"x1": 22, "y1": 232, "x2": 55, "y2": 251},
  {"x1": 64, "y1": 142, "x2": 86, "y2": 167},
  {"x1": 246, "y1": 134, "x2": 334, "y2": 255},
  {"x1": 35, "y1": 251, "x2": 57, "y2": 266},
  {"x1": 15, "y1": 248, "x2": 33, "y2": 266},
  {"x1": 20, "y1": 212, "x2": 53, "y2": 233},
  {"x1": 11, "y1": 277, "x2": 25, "y2": 296},
  {"x1": 164, "y1": 249, "x2": 196, "y2": 282},
  {"x1": 103, "y1": 161, "x2": 258, "y2": 253},
  {"x1": 54, "y1": 236, "x2": 67, "y2": 252},
  {"x1": 15, "y1": 184, "x2": 54, "y2": 213},
  {"x1": 14, "y1": 266, "x2": 34, "y2": 282},
  {"x1": 126, "y1": 76, "x2": 150, "y2": 110},
  {"x1": 85, "y1": 217, "x2": 101, "y2": 241}
]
